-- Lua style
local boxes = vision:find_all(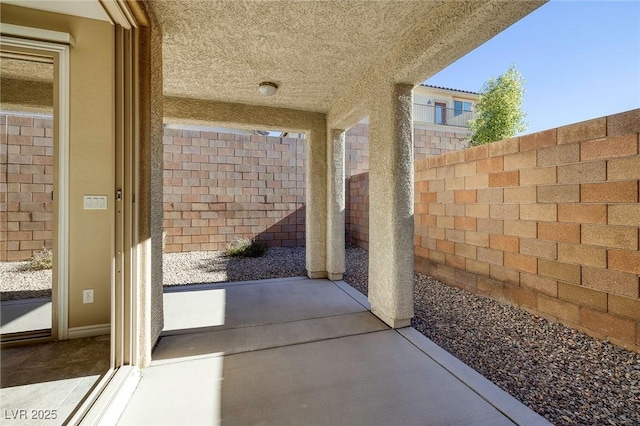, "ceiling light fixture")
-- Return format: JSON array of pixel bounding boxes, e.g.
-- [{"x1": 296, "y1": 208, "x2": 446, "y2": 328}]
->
[{"x1": 258, "y1": 81, "x2": 278, "y2": 96}]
